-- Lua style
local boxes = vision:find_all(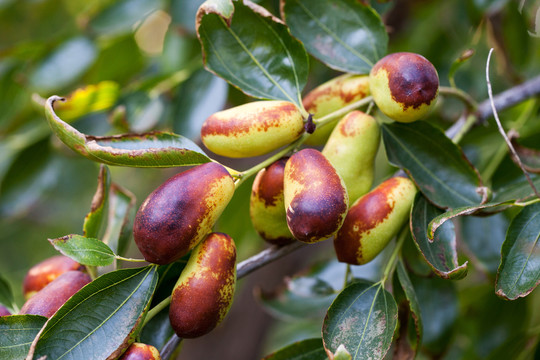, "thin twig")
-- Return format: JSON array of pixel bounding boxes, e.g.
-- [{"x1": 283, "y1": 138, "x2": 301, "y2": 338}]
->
[{"x1": 486, "y1": 48, "x2": 540, "y2": 199}]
